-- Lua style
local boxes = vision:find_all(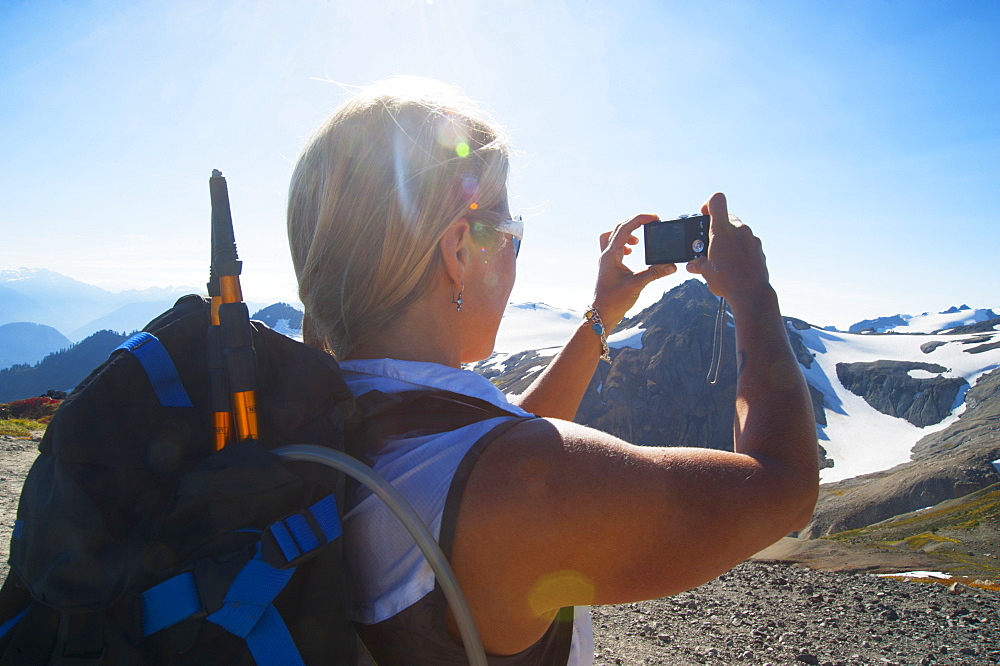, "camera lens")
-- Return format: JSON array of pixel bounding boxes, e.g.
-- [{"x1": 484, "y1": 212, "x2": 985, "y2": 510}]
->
[{"x1": 692, "y1": 239, "x2": 705, "y2": 253}]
